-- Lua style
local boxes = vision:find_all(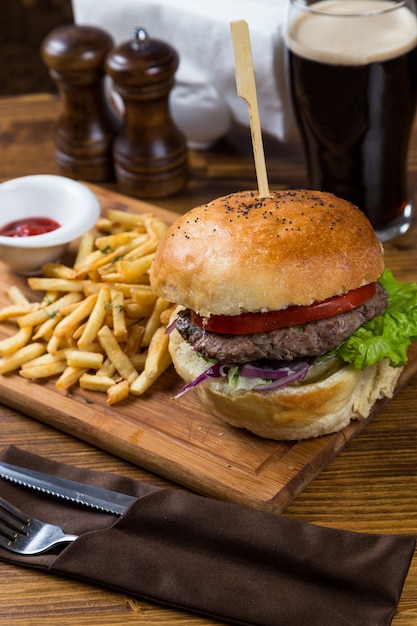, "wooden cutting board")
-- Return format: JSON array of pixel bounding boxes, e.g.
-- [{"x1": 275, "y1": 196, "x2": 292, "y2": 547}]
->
[{"x1": 1, "y1": 184, "x2": 416, "y2": 513}]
